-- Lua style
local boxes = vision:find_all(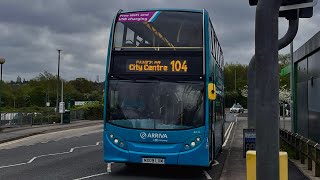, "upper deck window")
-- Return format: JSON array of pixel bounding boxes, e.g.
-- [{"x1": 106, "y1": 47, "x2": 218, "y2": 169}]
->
[{"x1": 113, "y1": 11, "x2": 203, "y2": 51}]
